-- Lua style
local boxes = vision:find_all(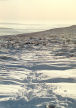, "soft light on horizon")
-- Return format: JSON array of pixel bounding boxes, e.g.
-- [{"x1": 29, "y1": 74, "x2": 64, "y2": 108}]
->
[{"x1": 0, "y1": 0, "x2": 76, "y2": 24}]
